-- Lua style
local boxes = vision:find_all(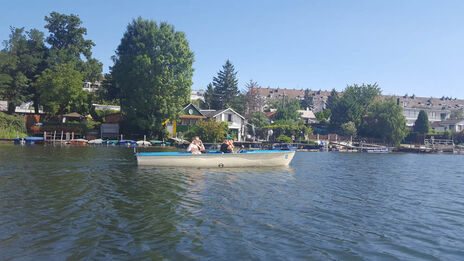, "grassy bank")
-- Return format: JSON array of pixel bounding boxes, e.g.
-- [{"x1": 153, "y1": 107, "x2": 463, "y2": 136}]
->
[{"x1": 0, "y1": 112, "x2": 28, "y2": 139}]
